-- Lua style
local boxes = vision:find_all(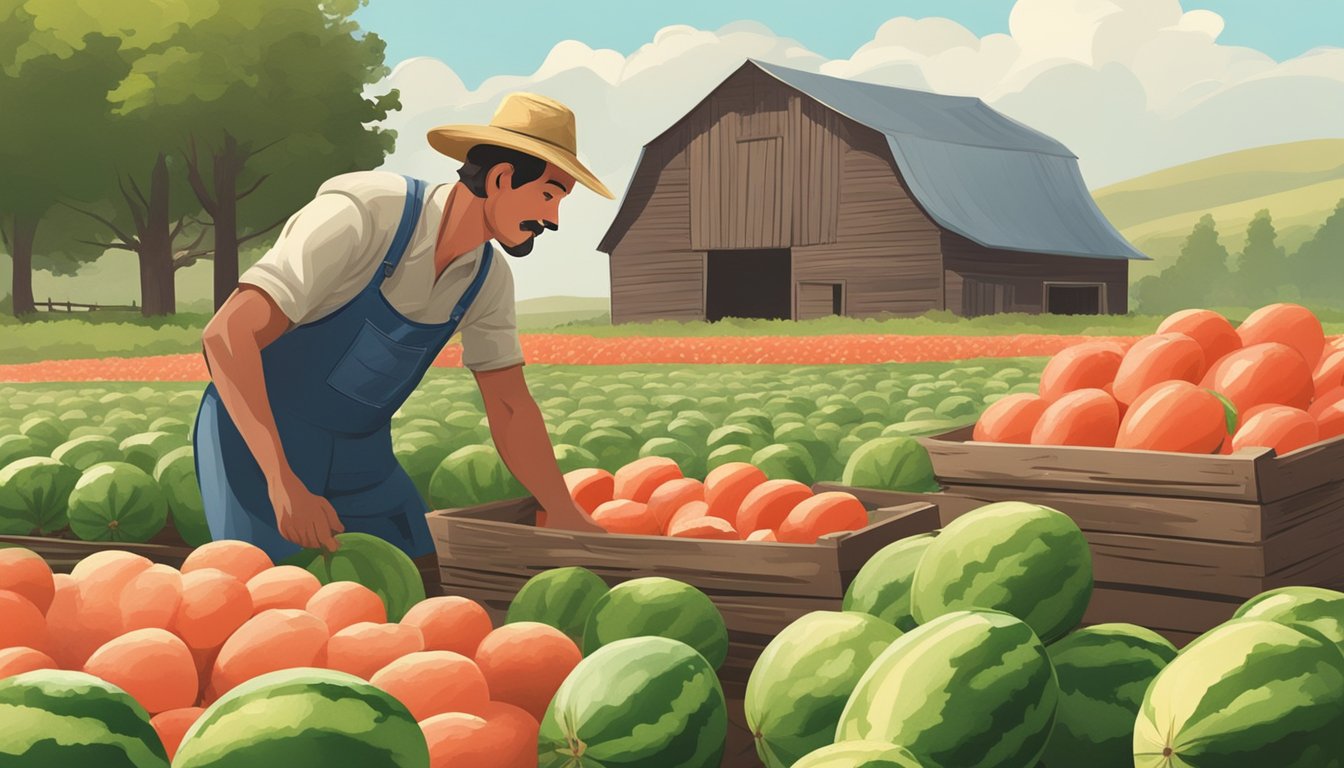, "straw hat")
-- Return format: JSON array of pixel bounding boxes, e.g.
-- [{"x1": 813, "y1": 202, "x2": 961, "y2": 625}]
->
[{"x1": 426, "y1": 92, "x2": 614, "y2": 199}]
